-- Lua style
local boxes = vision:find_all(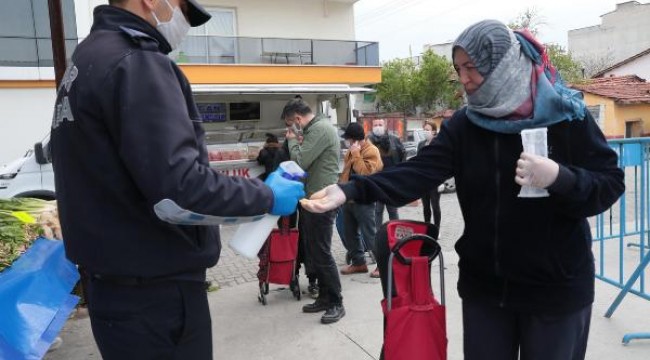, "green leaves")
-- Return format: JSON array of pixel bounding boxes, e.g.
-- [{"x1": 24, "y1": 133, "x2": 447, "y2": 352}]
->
[
  {"x1": 376, "y1": 50, "x2": 460, "y2": 114},
  {"x1": 0, "y1": 198, "x2": 53, "y2": 272}
]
